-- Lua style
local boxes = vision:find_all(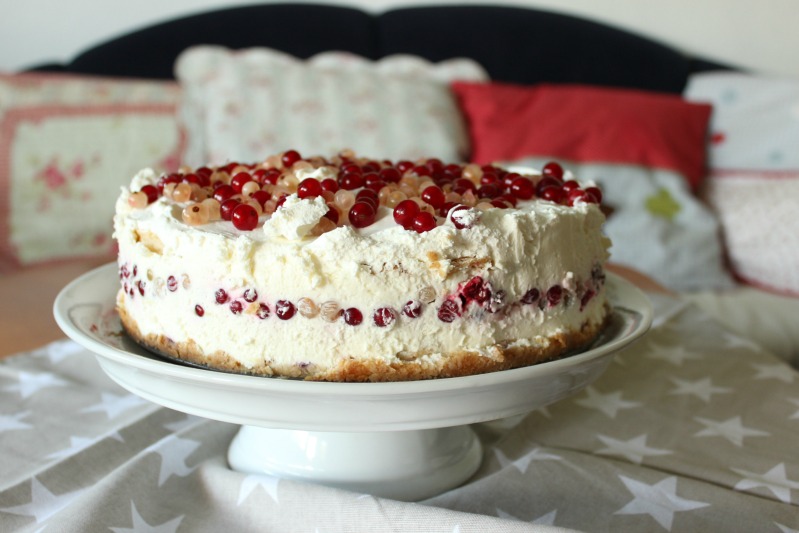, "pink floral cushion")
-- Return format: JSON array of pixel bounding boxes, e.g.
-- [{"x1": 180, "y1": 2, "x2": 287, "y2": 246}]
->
[
  {"x1": 0, "y1": 73, "x2": 183, "y2": 273},
  {"x1": 174, "y1": 46, "x2": 488, "y2": 166},
  {"x1": 685, "y1": 72, "x2": 799, "y2": 296}
]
